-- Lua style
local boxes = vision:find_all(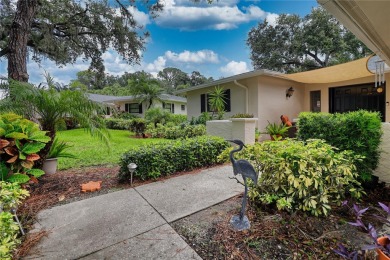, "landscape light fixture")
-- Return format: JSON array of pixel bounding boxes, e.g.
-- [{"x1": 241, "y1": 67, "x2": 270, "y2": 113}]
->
[
  {"x1": 286, "y1": 87, "x2": 295, "y2": 99},
  {"x1": 127, "y1": 163, "x2": 137, "y2": 186}
]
